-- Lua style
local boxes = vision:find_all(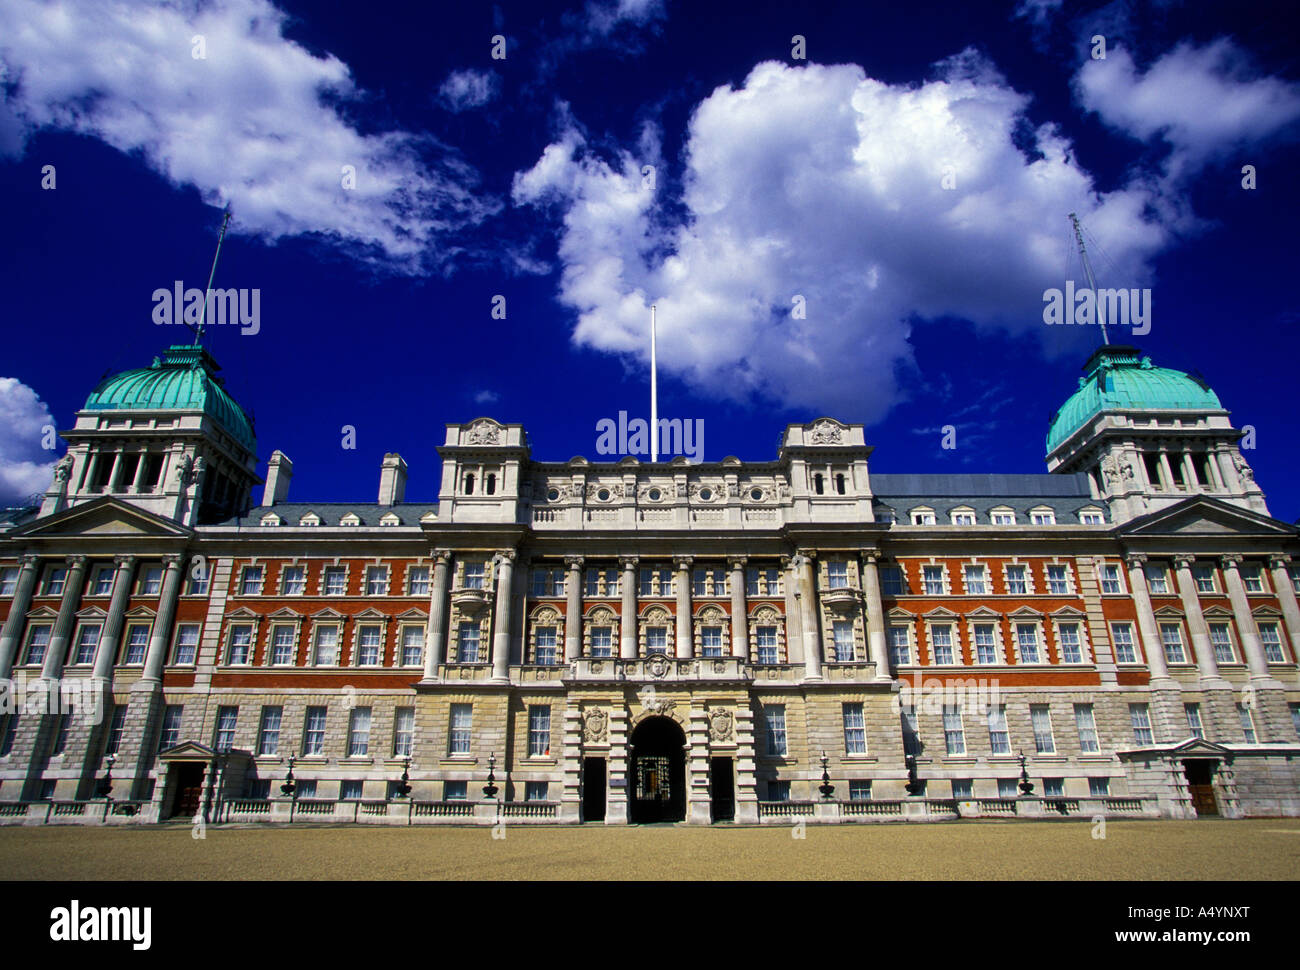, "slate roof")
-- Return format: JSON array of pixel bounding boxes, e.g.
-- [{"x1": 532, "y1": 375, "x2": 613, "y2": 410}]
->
[
  {"x1": 211, "y1": 502, "x2": 440, "y2": 528},
  {"x1": 871, "y1": 472, "x2": 1103, "y2": 523}
]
